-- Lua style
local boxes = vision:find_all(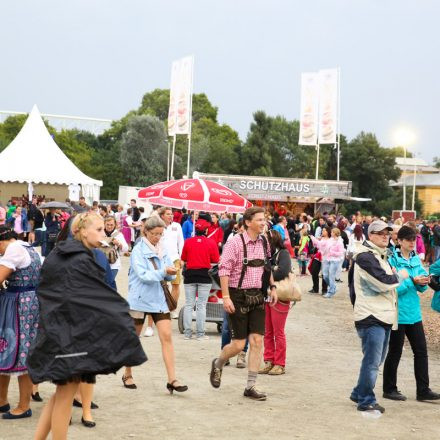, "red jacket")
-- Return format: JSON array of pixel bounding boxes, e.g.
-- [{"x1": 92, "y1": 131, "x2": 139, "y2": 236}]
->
[
  {"x1": 181, "y1": 235, "x2": 220, "y2": 269},
  {"x1": 206, "y1": 224, "x2": 224, "y2": 247}
]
